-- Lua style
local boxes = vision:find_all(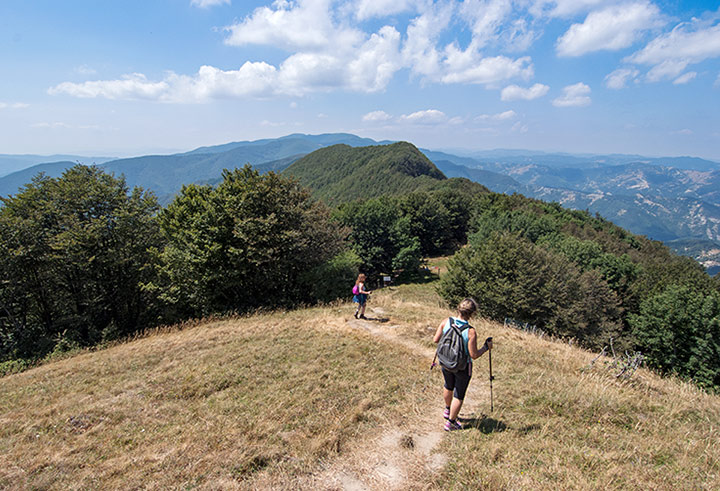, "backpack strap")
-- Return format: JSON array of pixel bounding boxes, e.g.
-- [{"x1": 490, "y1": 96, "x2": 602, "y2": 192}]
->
[{"x1": 449, "y1": 317, "x2": 470, "y2": 333}]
